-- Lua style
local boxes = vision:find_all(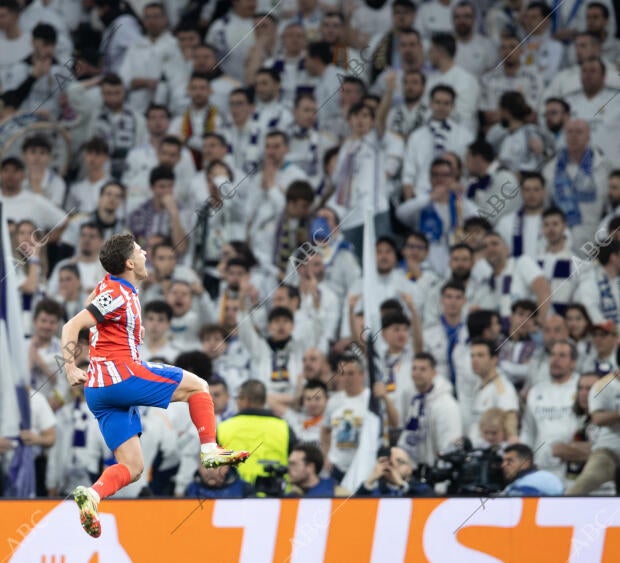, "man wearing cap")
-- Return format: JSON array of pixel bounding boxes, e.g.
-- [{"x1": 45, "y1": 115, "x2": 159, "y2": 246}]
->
[{"x1": 582, "y1": 320, "x2": 619, "y2": 376}]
